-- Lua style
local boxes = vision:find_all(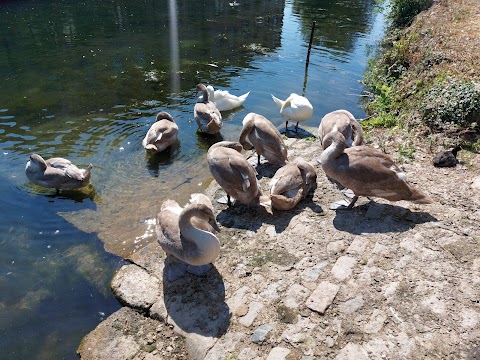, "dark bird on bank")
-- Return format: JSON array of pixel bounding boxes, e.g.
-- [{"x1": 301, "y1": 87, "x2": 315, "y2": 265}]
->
[{"x1": 432, "y1": 145, "x2": 462, "y2": 167}]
